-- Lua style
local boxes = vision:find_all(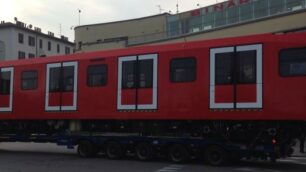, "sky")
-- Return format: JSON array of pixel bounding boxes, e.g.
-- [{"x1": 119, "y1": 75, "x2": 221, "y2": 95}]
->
[{"x1": 0, "y1": 0, "x2": 226, "y2": 41}]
